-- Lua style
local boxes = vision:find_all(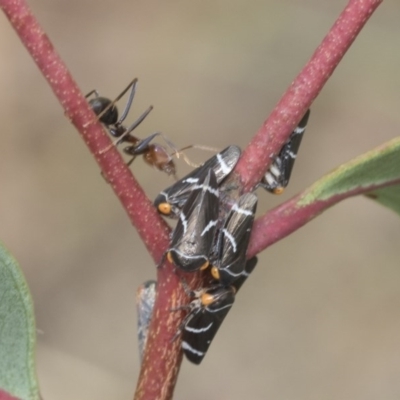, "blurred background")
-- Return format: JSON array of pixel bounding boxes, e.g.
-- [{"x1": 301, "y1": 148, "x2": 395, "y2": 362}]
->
[{"x1": 1, "y1": 1, "x2": 400, "y2": 399}]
